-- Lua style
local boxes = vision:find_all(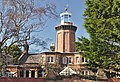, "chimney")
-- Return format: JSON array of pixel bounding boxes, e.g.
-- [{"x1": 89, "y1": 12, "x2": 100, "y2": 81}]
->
[{"x1": 50, "y1": 43, "x2": 55, "y2": 52}]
